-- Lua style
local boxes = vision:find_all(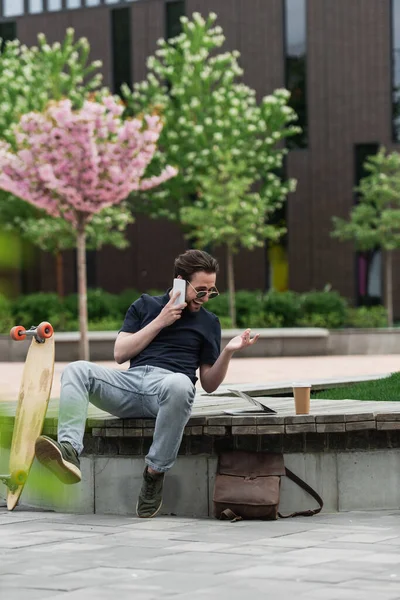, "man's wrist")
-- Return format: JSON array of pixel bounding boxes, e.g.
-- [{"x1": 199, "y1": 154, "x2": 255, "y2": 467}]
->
[{"x1": 222, "y1": 346, "x2": 235, "y2": 358}]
